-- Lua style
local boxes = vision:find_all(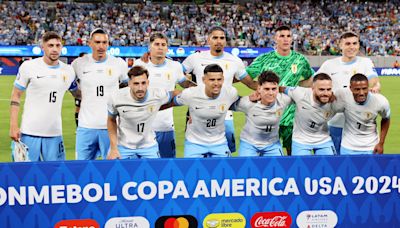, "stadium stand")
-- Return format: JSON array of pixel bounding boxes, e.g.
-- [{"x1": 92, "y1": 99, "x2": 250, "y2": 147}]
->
[{"x1": 0, "y1": 0, "x2": 398, "y2": 56}]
